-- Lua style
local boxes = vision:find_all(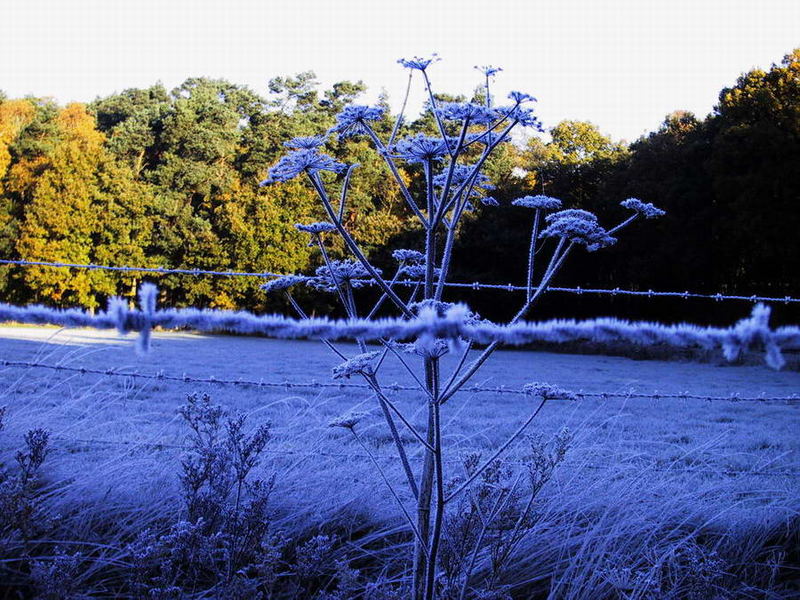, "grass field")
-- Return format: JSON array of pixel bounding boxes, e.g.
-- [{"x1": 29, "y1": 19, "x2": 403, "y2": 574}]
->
[{"x1": 1, "y1": 325, "x2": 799, "y2": 598}]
